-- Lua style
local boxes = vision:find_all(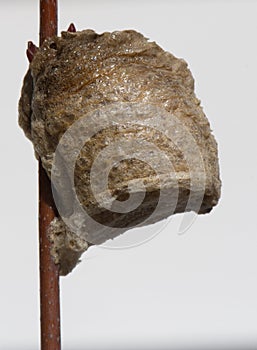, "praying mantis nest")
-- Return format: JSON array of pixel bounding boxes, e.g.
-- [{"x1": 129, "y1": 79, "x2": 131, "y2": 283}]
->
[{"x1": 19, "y1": 29, "x2": 221, "y2": 275}]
